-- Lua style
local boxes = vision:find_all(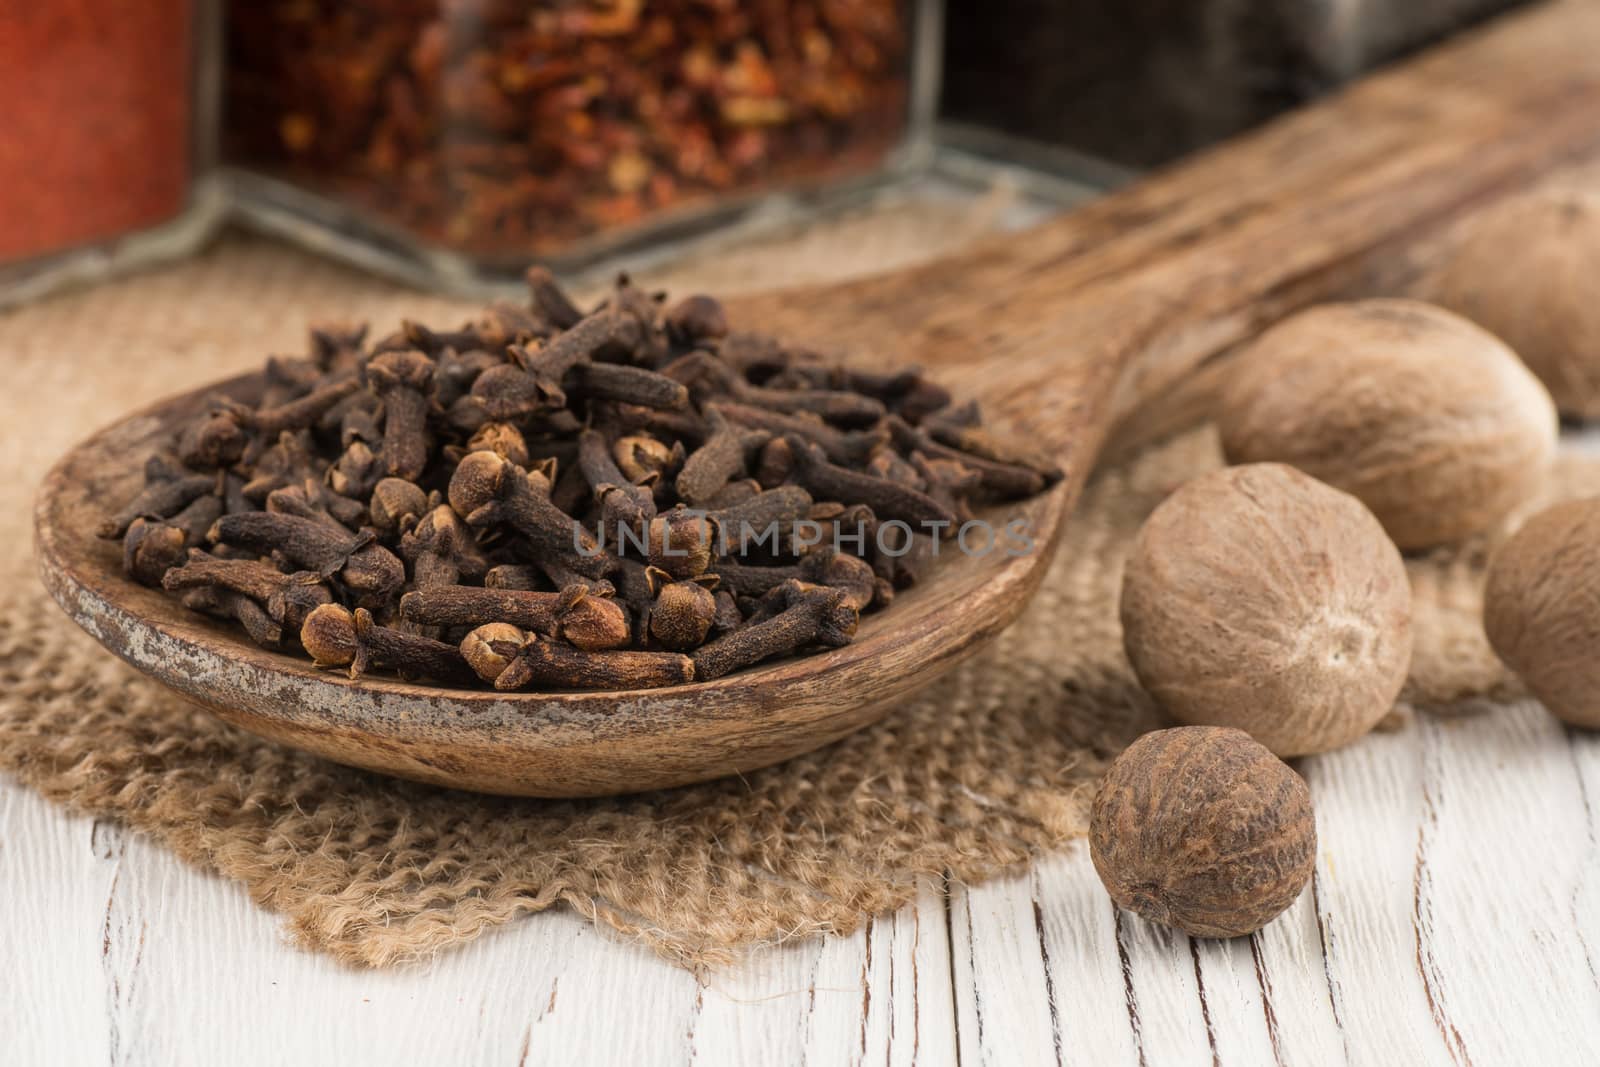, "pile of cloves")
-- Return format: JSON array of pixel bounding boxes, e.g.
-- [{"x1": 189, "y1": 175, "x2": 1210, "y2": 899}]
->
[{"x1": 101, "y1": 268, "x2": 1059, "y2": 692}]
